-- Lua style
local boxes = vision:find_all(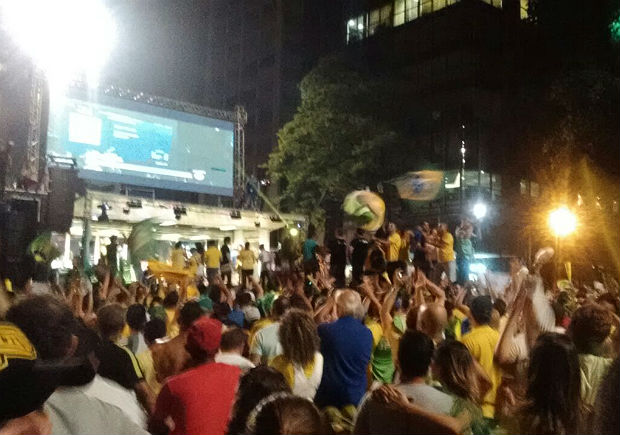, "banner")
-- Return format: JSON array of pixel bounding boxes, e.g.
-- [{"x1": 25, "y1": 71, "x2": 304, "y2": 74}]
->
[{"x1": 391, "y1": 170, "x2": 443, "y2": 201}]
